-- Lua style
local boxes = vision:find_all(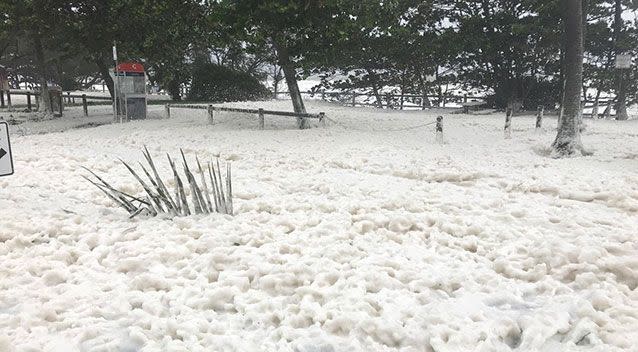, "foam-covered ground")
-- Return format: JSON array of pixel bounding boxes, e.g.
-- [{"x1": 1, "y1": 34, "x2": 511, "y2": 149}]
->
[{"x1": 1, "y1": 100, "x2": 637, "y2": 352}]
